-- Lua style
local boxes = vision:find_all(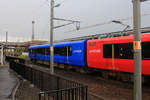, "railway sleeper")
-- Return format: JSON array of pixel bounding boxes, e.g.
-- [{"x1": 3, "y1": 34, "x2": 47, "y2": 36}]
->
[
  {"x1": 31, "y1": 60, "x2": 150, "y2": 85},
  {"x1": 55, "y1": 64, "x2": 148, "y2": 84},
  {"x1": 99, "y1": 70, "x2": 150, "y2": 84},
  {"x1": 56, "y1": 63, "x2": 88, "y2": 74}
]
